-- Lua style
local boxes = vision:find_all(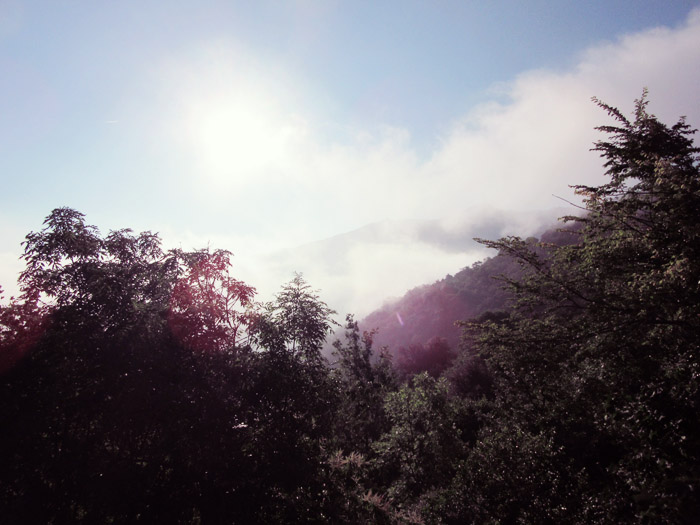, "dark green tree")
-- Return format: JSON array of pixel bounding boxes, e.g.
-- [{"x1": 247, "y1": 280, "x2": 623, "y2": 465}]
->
[
  {"x1": 372, "y1": 373, "x2": 469, "y2": 508},
  {"x1": 331, "y1": 314, "x2": 397, "y2": 453},
  {"x1": 252, "y1": 272, "x2": 337, "y2": 361},
  {"x1": 448, "y1": 93, "x2": 700, "y2": 523},
  {"x1": 396, "y1": 336, "x2": 456, "y2": 379}
]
